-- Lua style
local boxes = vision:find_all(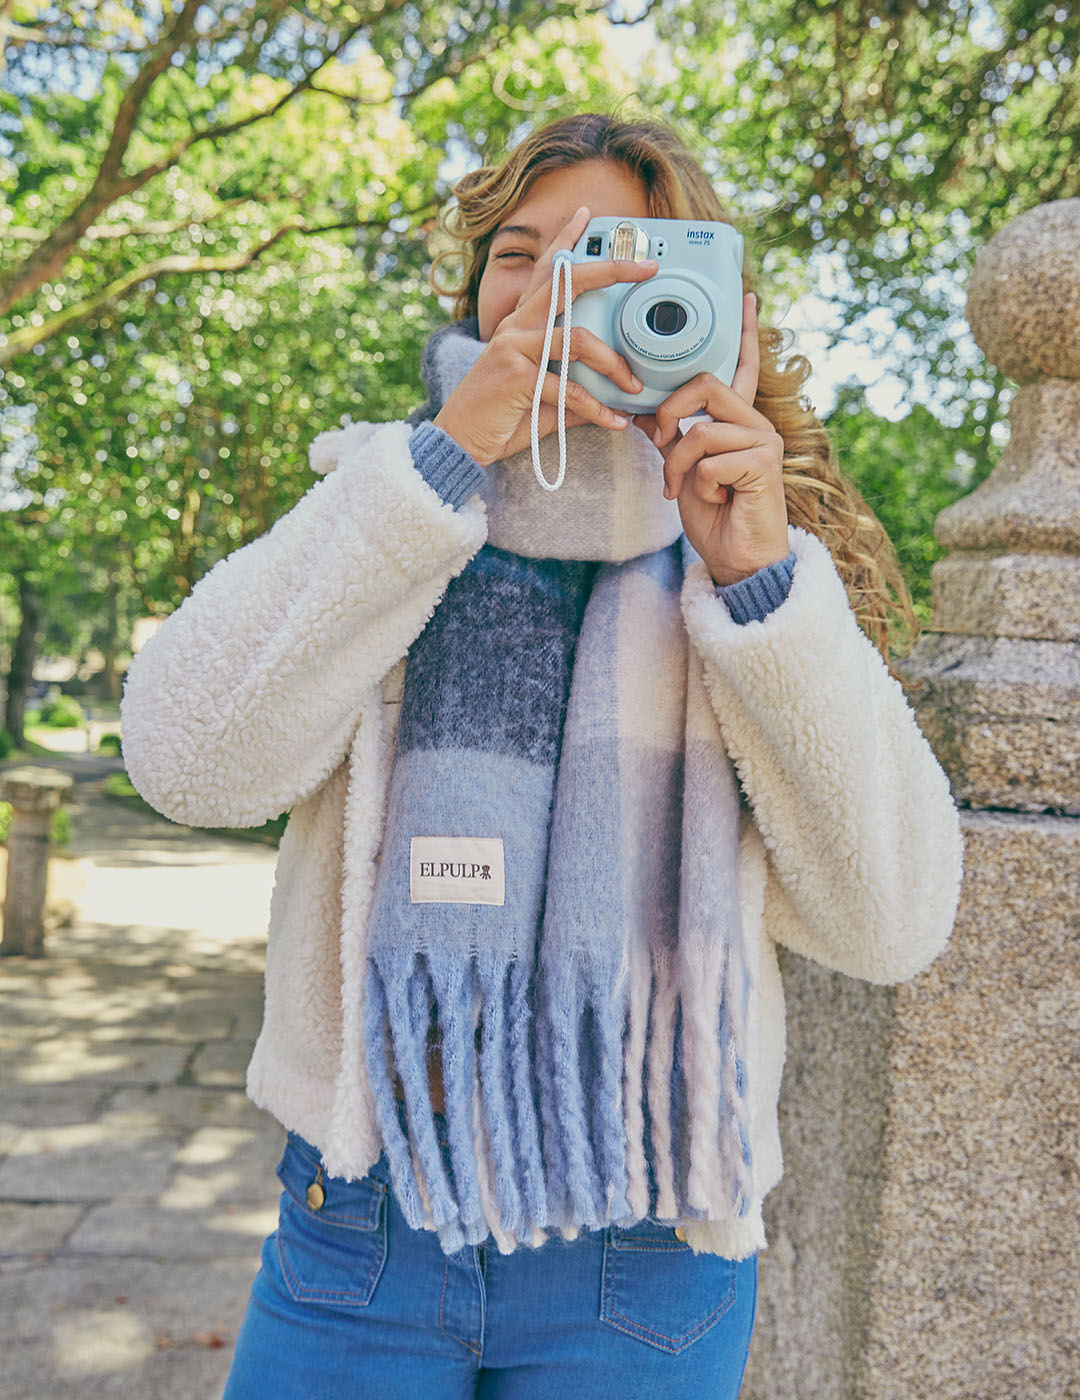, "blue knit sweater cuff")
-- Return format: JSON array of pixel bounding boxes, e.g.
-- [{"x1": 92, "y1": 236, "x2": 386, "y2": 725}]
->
[
  {"x1": 409, "y1": 422, "x2": 486, "y2": 510},
  {"x1": 716, "y1": 552, "x2": 797, "y2": 624}
]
